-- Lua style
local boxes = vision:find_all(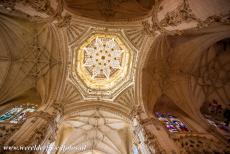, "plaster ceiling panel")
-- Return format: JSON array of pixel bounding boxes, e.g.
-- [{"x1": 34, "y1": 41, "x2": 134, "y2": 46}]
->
[
  {"x1": 64, "y1": 0, "x2": 154, "y2": 21},
  {"x1": 68, "y1": 28, "x2": 137, "y2": 101}
]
